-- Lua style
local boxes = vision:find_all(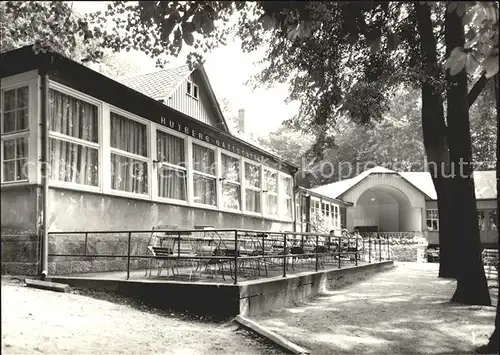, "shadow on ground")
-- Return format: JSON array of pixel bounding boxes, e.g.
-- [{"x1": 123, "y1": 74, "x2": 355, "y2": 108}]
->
[{"x1": 255, "y1": 262, "x2": 497, "y2": 355}]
